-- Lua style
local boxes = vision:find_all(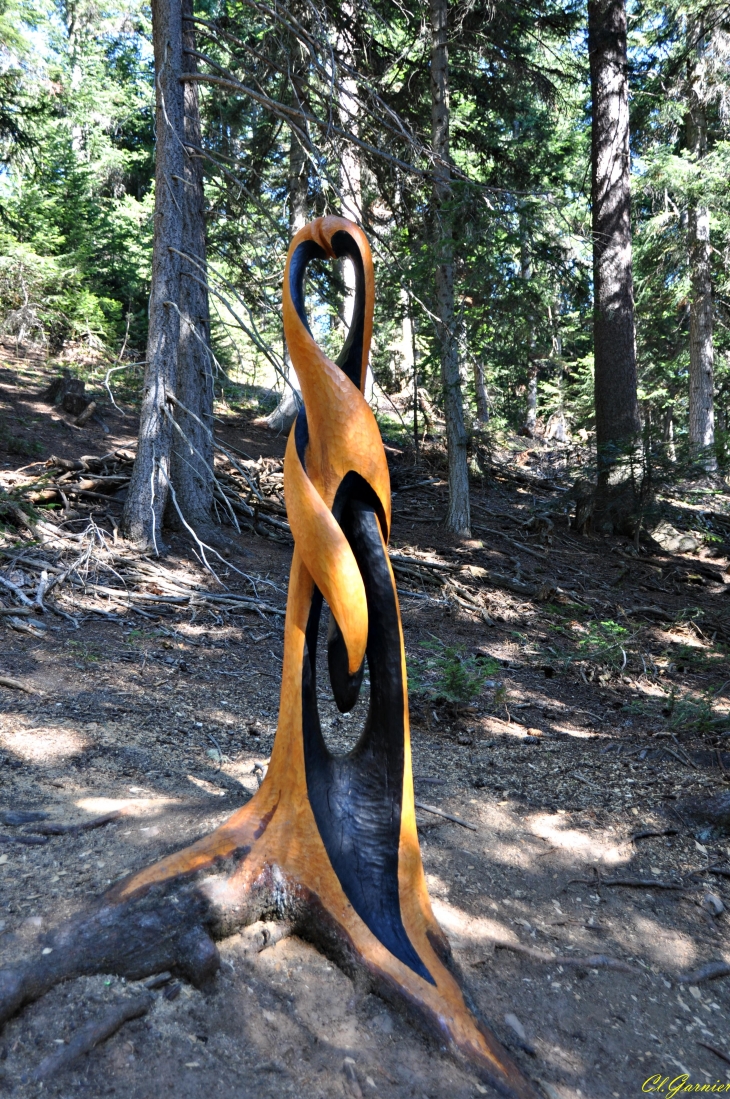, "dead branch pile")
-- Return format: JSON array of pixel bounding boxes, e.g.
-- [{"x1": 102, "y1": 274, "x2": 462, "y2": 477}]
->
[
  {"x1": 0, "y1": 529, "x2": 286, "y2": 627},
  {"x1": 389, "y1": 551, "x2": 498, "y2": 620},
  {"x1": 0, "y1": 457, "x2": 288, "y2": 626},
  {"x1": 27, "y1": 450, "x2": 135, "y2": 509},
  {"x1": 9, "y1": 449, "x2": 291, "y2": 542},
  {"x1": 0, "y1": 448, "x2": 561, "y2": 628},
  {"x1": 388, "y1": 550, "x2": 562, "y2": 620},
  {"x1": 212, "y1": 448, "x2": 290, "y2": 538}
]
